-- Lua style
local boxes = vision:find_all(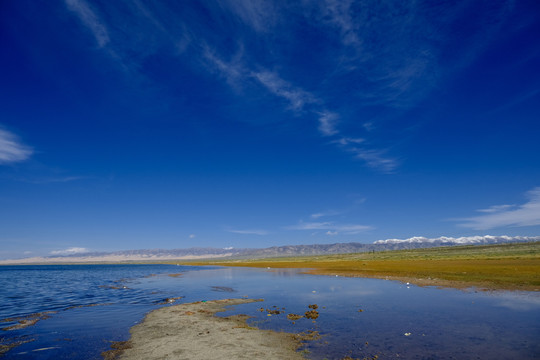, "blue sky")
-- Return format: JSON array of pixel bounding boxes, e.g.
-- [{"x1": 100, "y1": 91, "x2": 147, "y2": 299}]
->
[{"x1": 1, "y1": 0, "x2": 539, "y2": 259}]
